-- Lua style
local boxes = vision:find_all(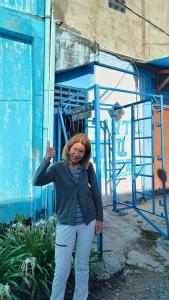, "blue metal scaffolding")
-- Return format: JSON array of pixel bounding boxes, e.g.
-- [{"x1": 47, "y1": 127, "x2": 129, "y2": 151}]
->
[{"x1": 54, "y1": 83, "x2": 169, "y2": 244}]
